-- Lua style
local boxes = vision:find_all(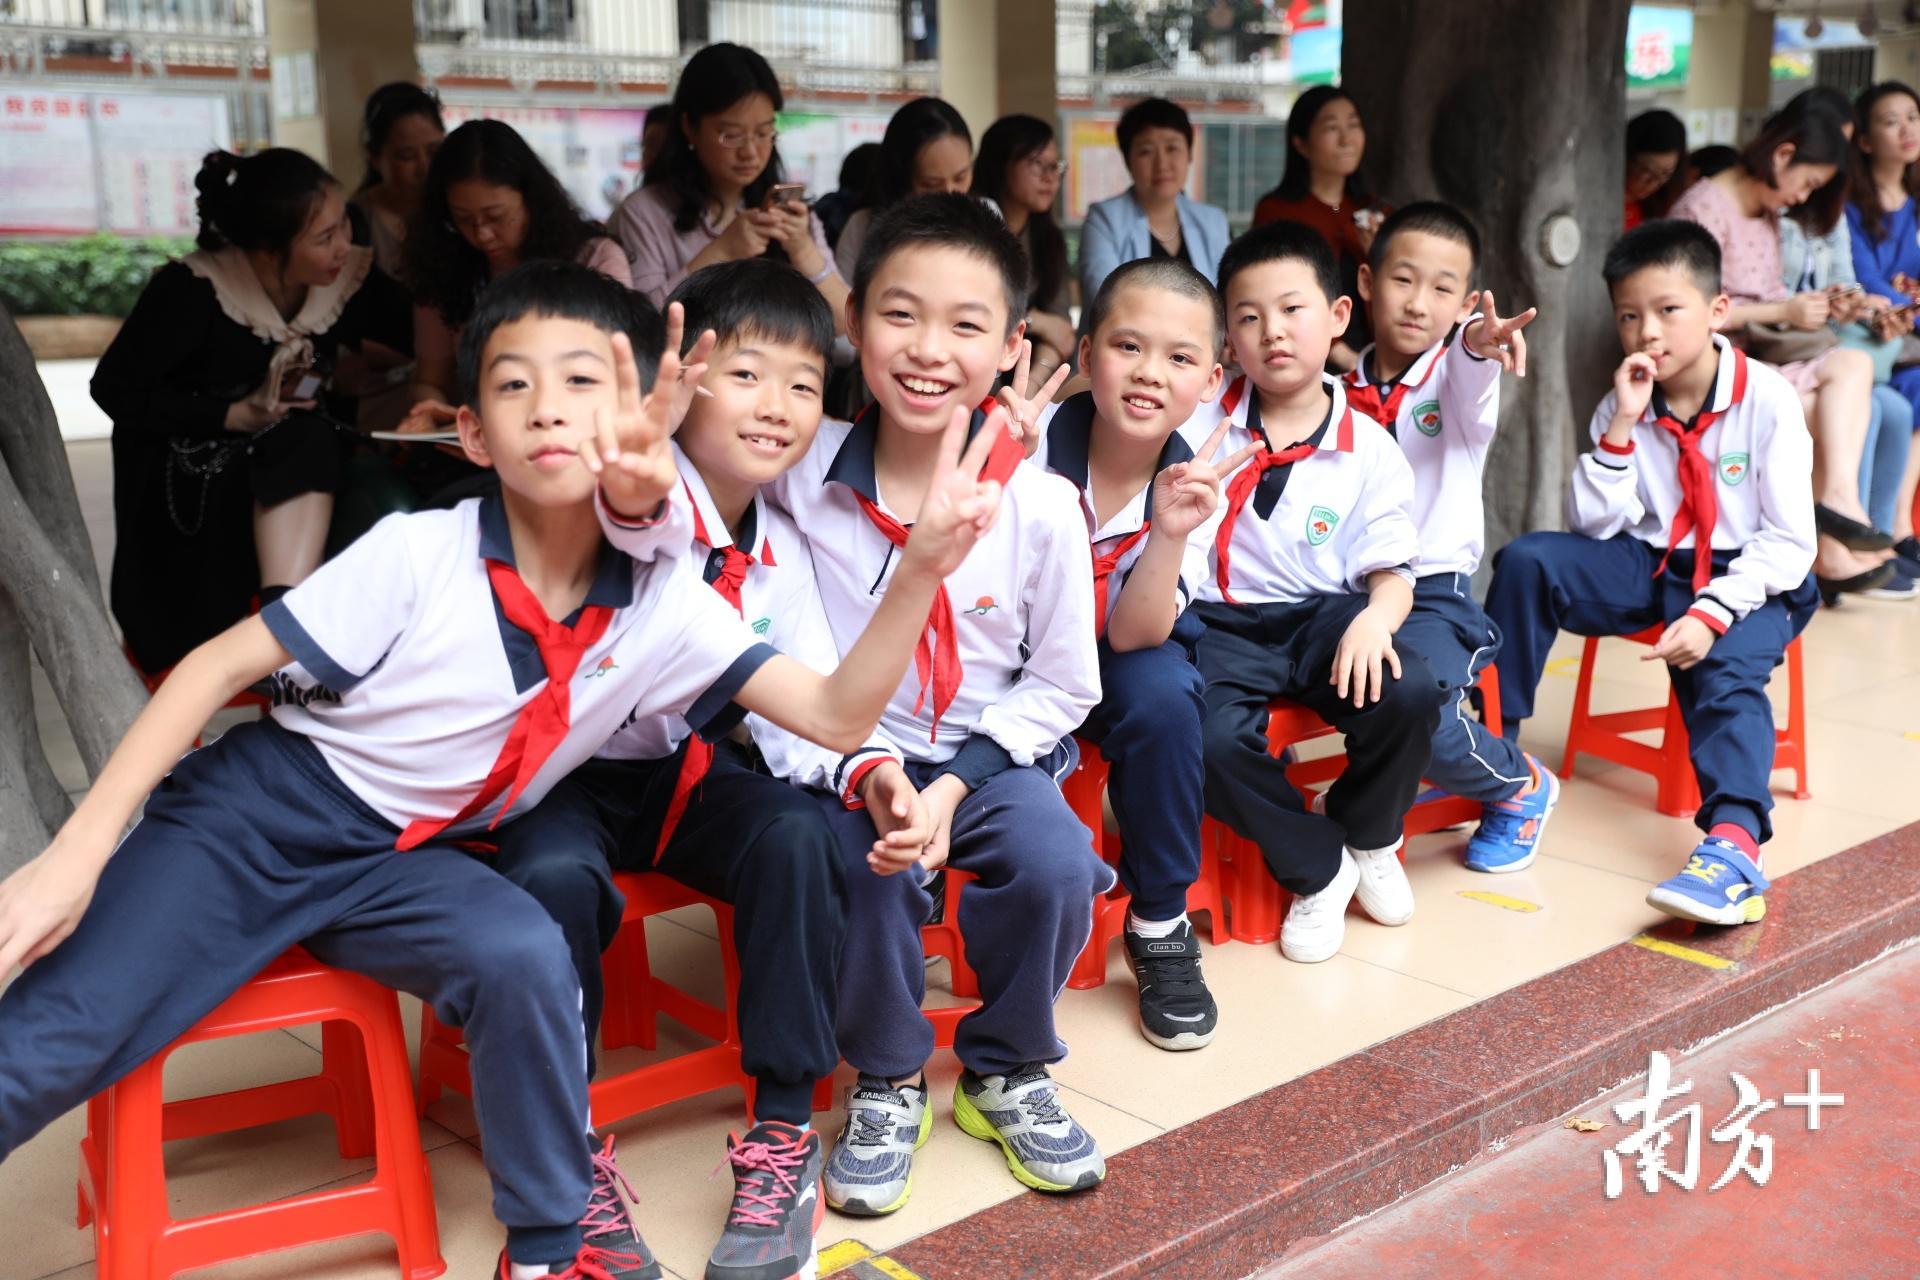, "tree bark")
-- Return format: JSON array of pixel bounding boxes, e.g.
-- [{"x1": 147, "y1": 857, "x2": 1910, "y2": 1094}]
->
[
  {"x1": 1342, "y1": 0, "x2": 1631, "y2": 553},
  {"x1": 0, "y1": 587, "x2": 62, "y2": 873},
  {"x1": 0, "y1": 303, "x2": 104, "y2": 598}
]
